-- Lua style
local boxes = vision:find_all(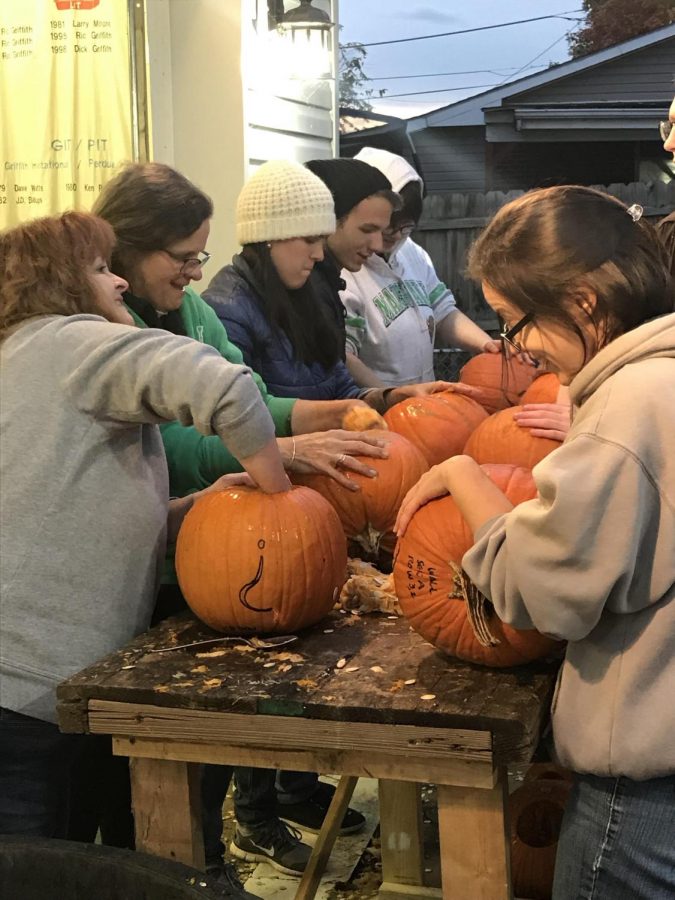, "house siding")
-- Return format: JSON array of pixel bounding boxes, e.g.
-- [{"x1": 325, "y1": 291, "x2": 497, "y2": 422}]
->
[
  {"x1": 507, "y1": 41, "x2": 675, "y2": 105},
  {"x1": 411, "y1": 127, "x2": 486, "y2": 192}
]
